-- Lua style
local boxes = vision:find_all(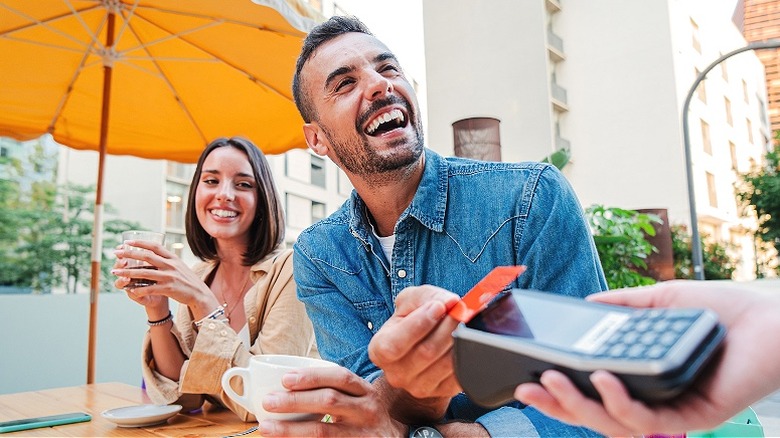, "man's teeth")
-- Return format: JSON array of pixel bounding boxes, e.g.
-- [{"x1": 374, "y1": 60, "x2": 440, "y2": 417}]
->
[
  {"x1": 366, "y1": 109, "x2": 405, "y2": 134},
  {"x1": 211, "y1": 209, "x2": 237, "y2": 218}
]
